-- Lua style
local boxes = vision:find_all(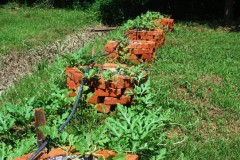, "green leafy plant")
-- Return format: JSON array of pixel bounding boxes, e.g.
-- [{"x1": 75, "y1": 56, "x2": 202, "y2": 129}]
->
[{"x1": 105, "y1": 104, "x2": 169, "y2": 157}]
